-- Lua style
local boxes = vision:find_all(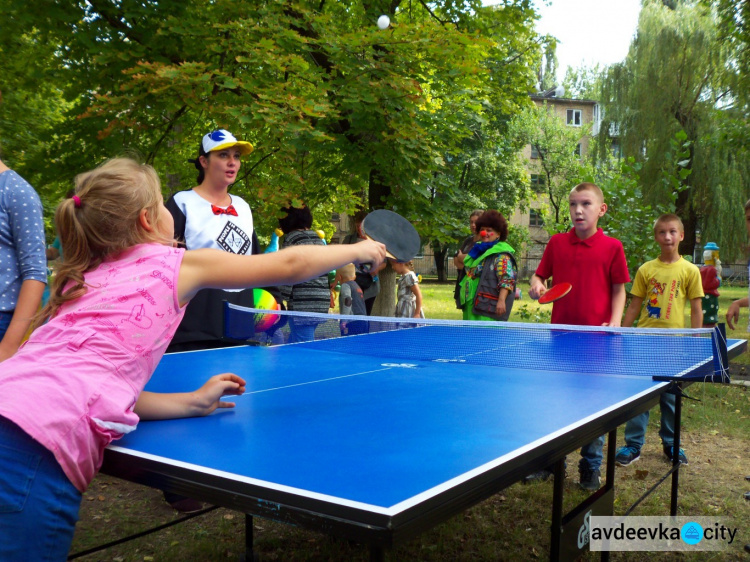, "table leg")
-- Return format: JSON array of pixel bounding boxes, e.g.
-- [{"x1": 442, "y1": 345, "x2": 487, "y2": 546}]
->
[
  {"x1": 600, "y1": 429, "x2": 618, "y2": 562},
  {"x1": 605, "y1": 429, "x2": 616, "y2": 491},
  {"x1": 549, "y1": 457, "x2": 566, "y2": 561},
  {"x1": 240, "y1": 513, "x2": 258, "y2": 562}
]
